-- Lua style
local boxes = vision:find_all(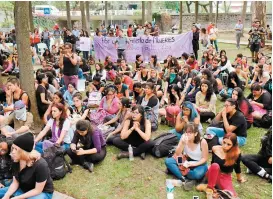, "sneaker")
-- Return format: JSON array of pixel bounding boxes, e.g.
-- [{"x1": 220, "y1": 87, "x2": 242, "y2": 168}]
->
[
  {"x1": 83, "y1": 162, "x2": 94, "y2": 173},
  {"x1": 117, "y1": 151, "x2": 129, "y2": 160},
  {"x1": 140, "y1": 153, "x2": 146, "y2": 160},
  {"x1": 183, "y1": 179, "x2": 196, "y2": 191}
]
